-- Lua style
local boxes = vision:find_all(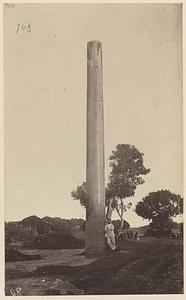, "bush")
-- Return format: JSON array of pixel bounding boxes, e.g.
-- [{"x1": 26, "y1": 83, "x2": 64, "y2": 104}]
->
[
  {"x1": 5, "y1": 247, "x2": 41, "y2": 262},
  {"x1": 23, "y1": 233, "x2": 85, "y2": 249}
]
